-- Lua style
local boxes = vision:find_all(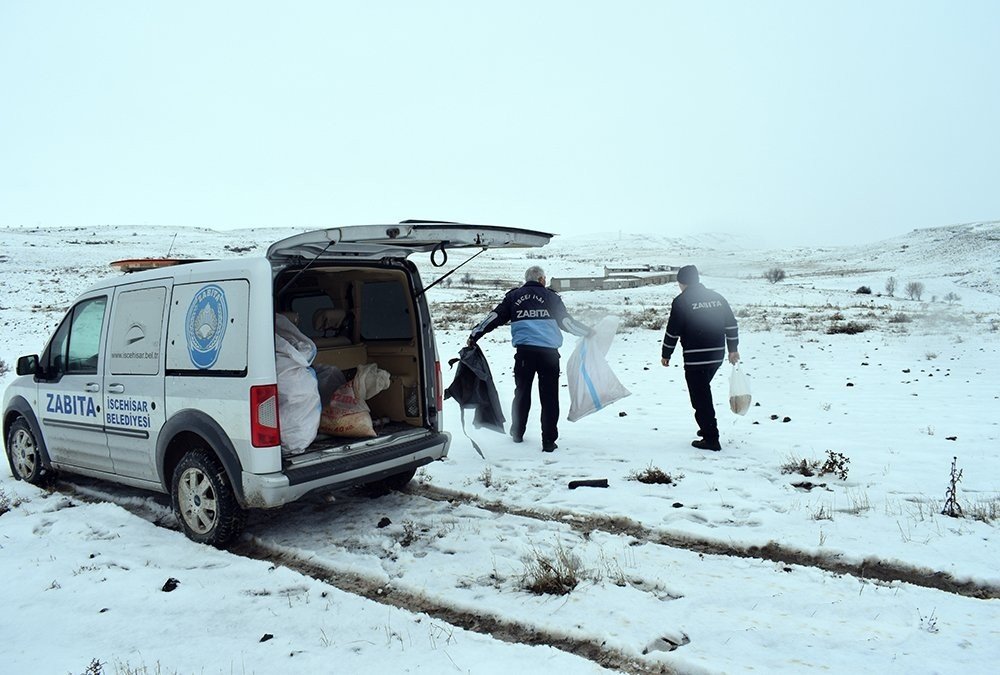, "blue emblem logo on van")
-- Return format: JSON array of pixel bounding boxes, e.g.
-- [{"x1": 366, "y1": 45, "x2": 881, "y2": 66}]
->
[{"x1": 185, "y1": 285, "x2": 228, "y2": 369}]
